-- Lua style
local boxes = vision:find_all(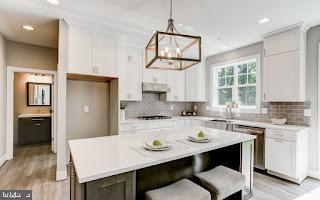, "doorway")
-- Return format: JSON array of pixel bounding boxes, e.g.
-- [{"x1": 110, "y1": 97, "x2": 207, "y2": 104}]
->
[{"x1": 6, "y1": 66, "x2": 57, "y2": 160}]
